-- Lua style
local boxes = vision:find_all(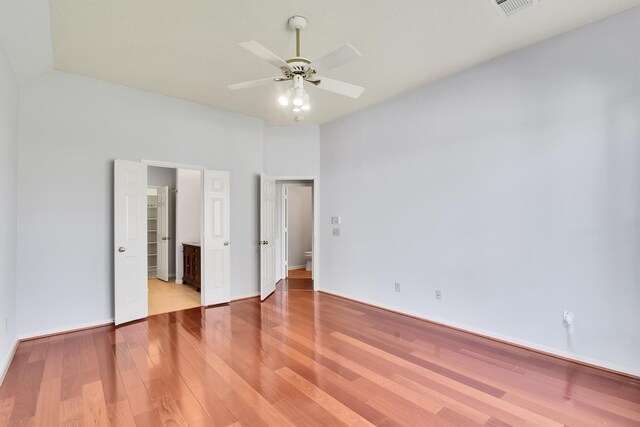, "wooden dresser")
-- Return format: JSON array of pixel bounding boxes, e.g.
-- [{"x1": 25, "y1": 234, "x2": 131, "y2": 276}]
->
[{"x1": 182, "y1": 243, "x2": 201, "y2": 290}]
